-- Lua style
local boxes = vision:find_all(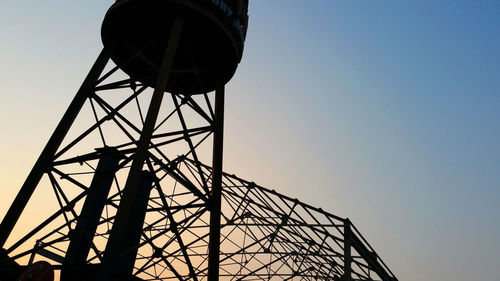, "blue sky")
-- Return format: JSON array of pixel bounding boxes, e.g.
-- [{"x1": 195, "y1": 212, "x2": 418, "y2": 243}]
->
[
  {"x1": 232, "y1": 2, "x2": 499, "y2": 280},
  {"x1": 0, "y1": 1, "x2": 499, "y2": 281}
]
